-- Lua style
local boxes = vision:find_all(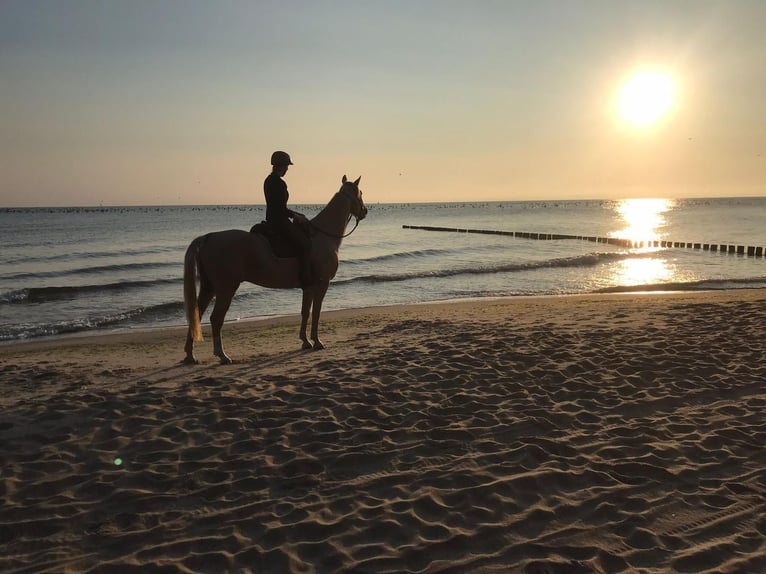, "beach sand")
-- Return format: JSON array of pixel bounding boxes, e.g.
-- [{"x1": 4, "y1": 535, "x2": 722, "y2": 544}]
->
[{"x1": 1, "y1": 290, "x2": 765, "y2": 573}]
